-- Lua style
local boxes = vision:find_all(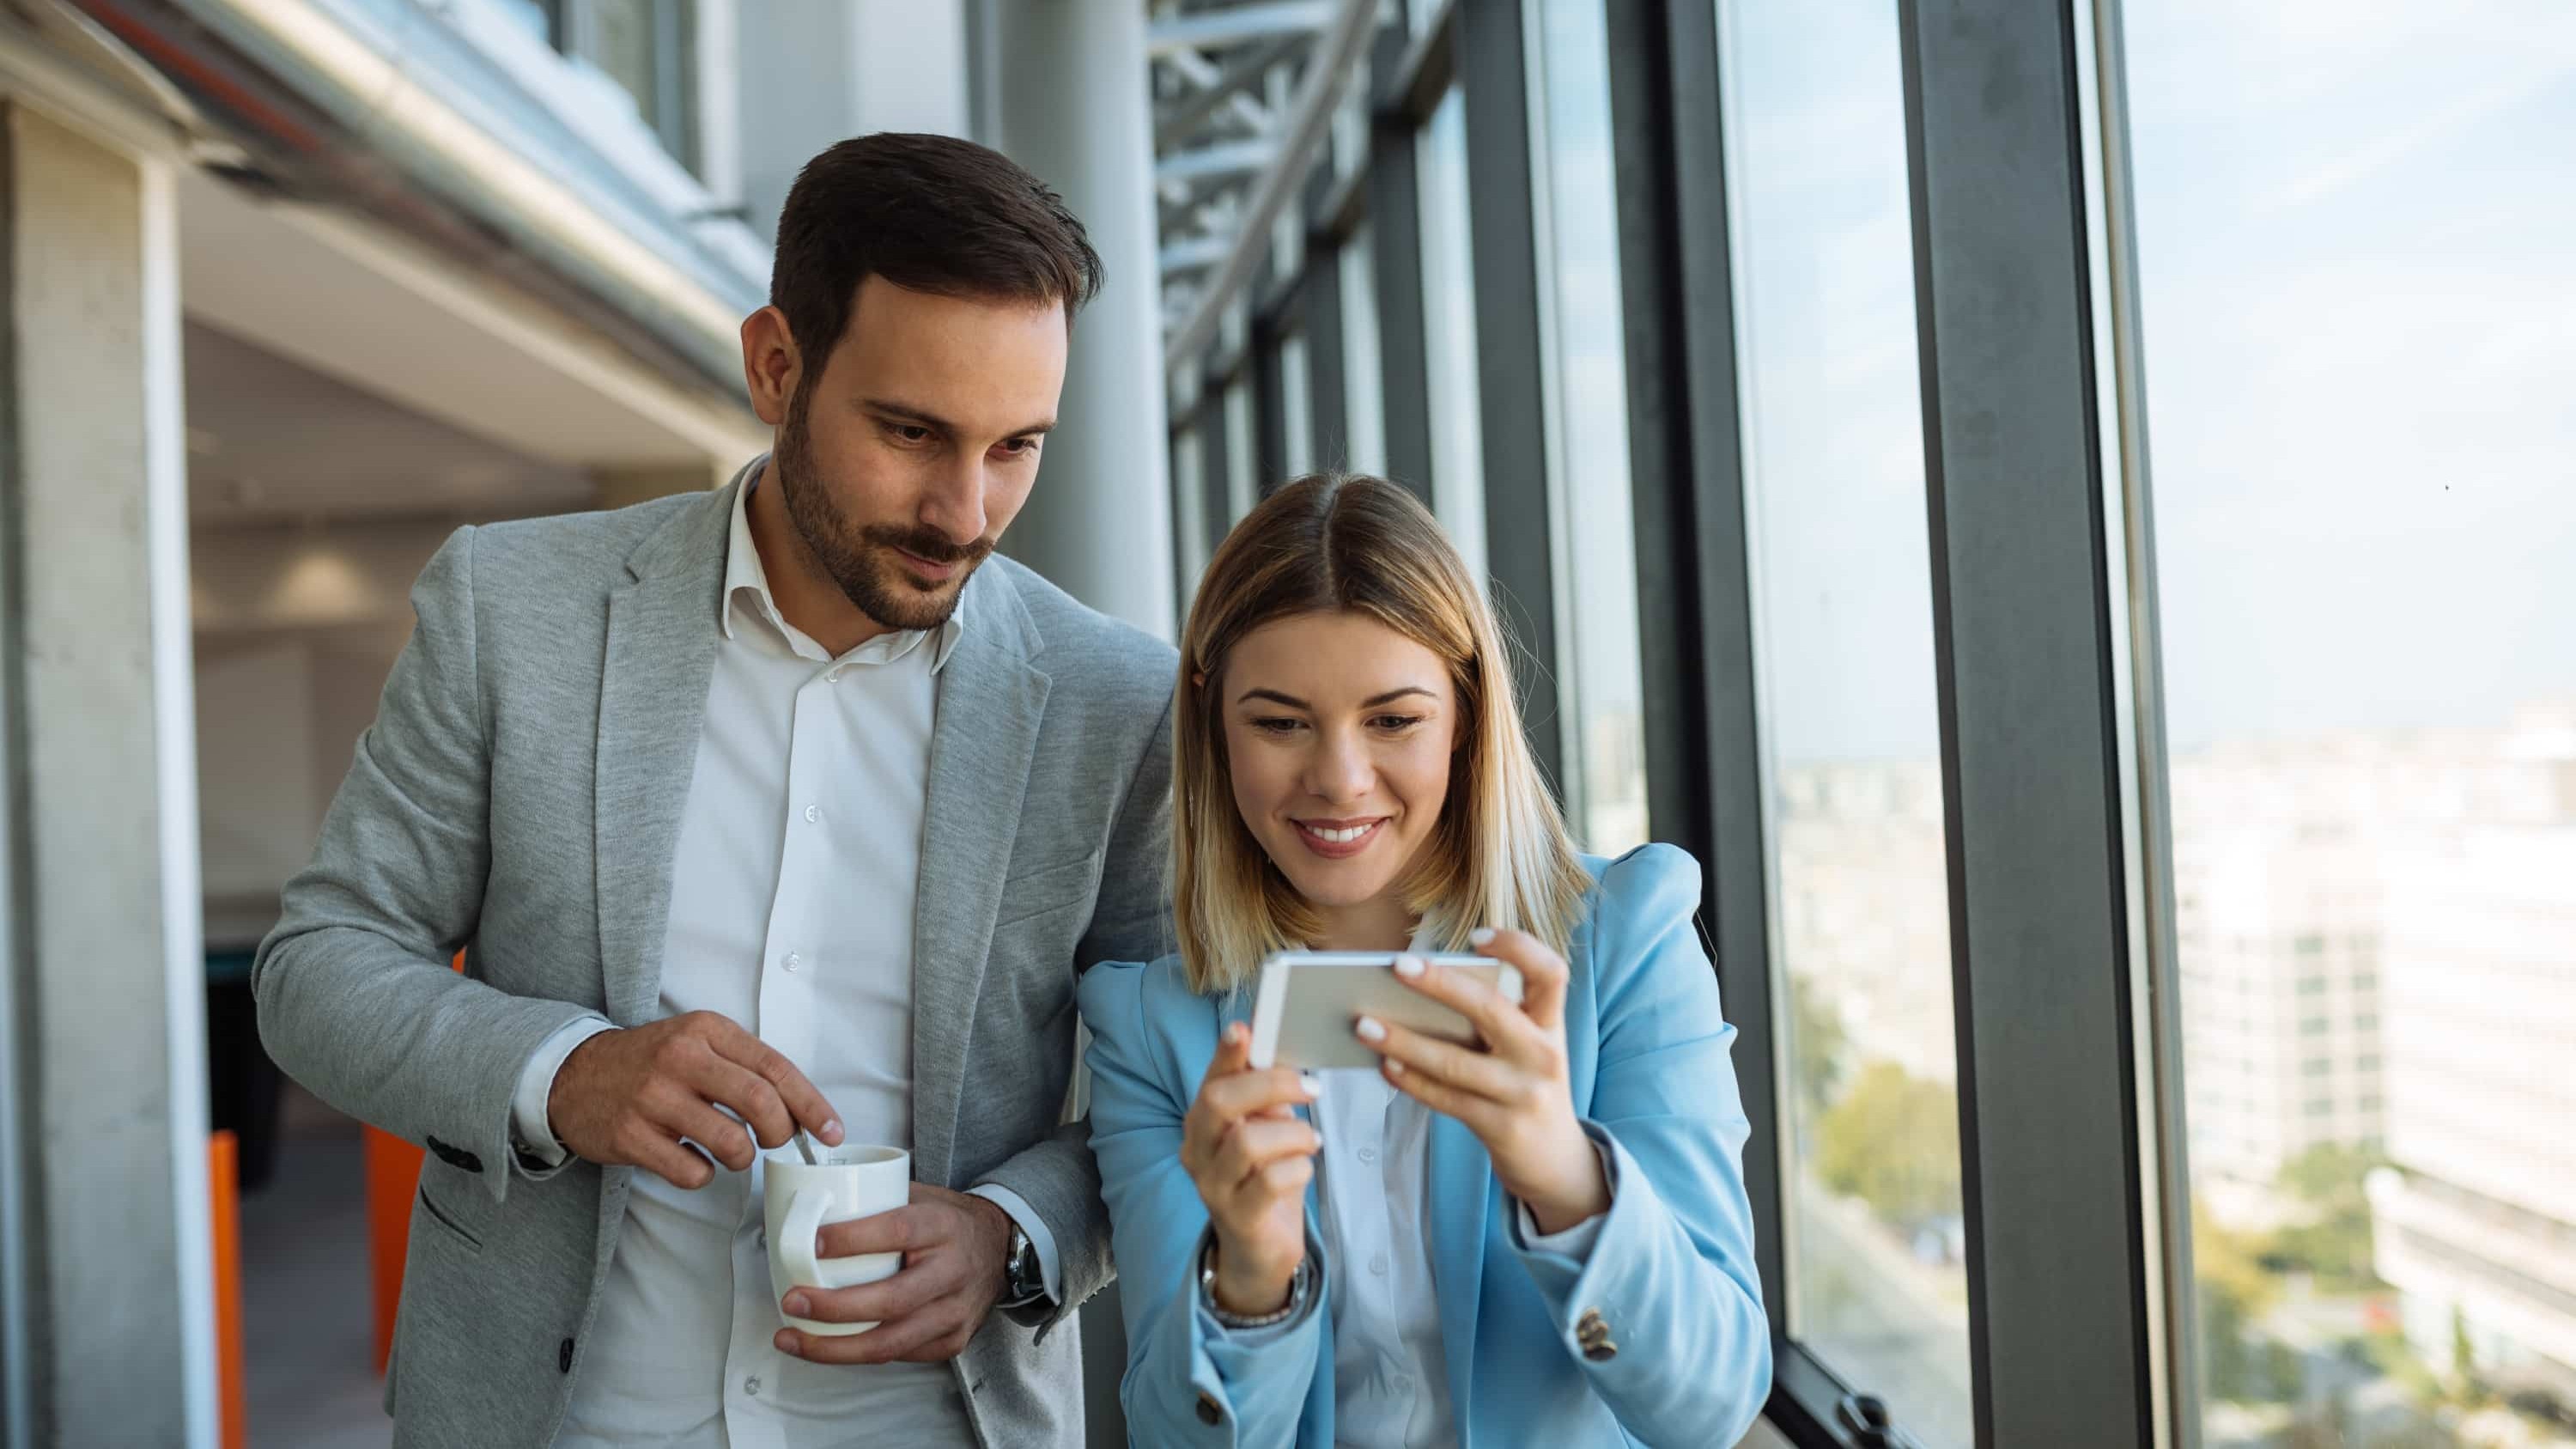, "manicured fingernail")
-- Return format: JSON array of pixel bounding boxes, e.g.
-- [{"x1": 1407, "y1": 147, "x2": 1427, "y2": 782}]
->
[
  {"x1": 1469, "y1": 927, "x2": 1496, "y2": 947},
  {"x1": 821, "y1": 1120, "x2": 843, "y2": 1144},
  {"x1": 1383, "y1": 1058, "x2": 1407, "y2": 1077},
  {"x1": 1354, "y1": 1016, "x2": 1387, "y2": 1043},
  {"x1": 783, "y1": 1292, "x2": 810, "y2": 1315},
  {"x1": 775, "y1": 1330, "x2": 796, "y2": 1352},
  {"x1": 1393, "y1": 954, "x2": 1425, "y2": 977},
  {"x1": 1299, "y1": 1070, "x2": 1324, "y2": 1098},
  {"x1": 1228, "y1": 1023, "x2": 1247, "y2": 1044}
]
